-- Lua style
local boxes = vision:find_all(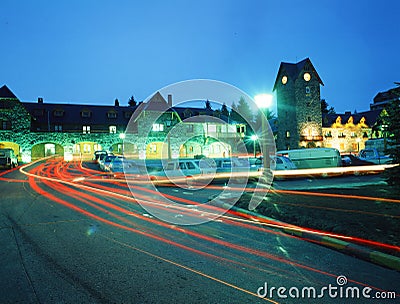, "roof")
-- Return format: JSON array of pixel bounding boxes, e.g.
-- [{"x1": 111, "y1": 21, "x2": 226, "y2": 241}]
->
[
  {"x1": 22, "y1": 102, "x2": 137, "y2": 126},
  {"x1": 0, "y1": 85, "x2": 18, "y2": 99},
  {"x1": 272, "y1": 58, "x2": 324, "y2": 91},
  {"x1": 322, "y1": 109, "x2": 381, "y2": 128},
  {"x1": 373, "y1": 86, "x2": 400, "y2": 103}
]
